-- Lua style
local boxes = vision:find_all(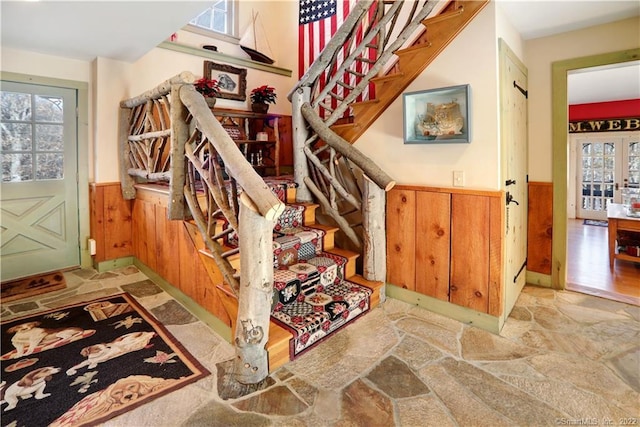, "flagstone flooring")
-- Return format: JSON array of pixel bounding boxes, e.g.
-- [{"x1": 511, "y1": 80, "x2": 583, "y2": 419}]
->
[{"x1": 1, "y1": 266, "x2": 638, "y2": 426}]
